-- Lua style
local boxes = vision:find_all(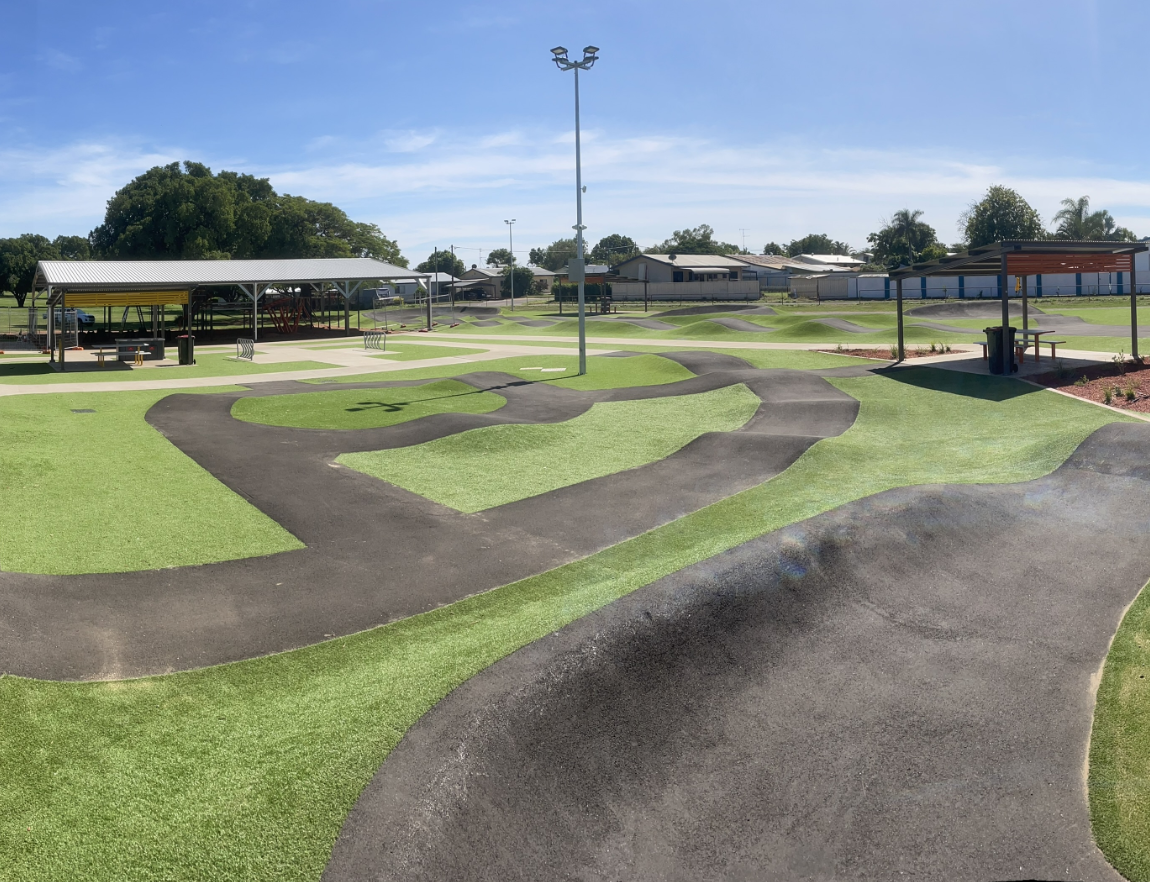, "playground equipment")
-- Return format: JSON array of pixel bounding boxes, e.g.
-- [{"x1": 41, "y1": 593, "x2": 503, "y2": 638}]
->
[{"x1": 265, "y1": 293, "x2": 312, "y2": 334}]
